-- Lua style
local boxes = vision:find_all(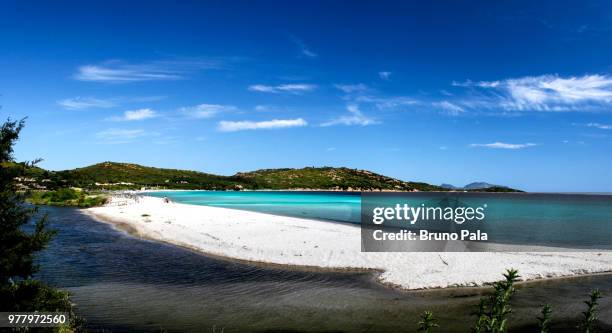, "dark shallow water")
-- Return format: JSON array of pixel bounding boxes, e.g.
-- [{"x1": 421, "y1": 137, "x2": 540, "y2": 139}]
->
[{"x1": 33, "y1": 206, "x2": 612, "y2": 332}]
